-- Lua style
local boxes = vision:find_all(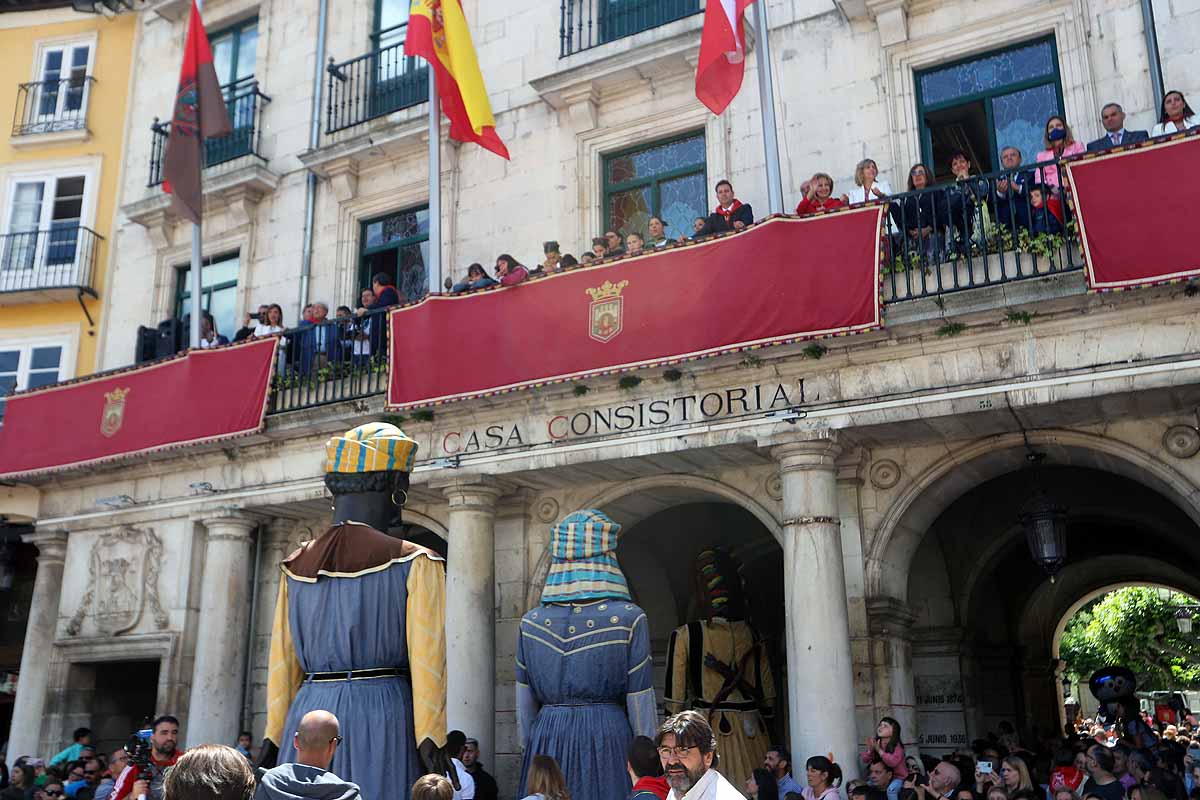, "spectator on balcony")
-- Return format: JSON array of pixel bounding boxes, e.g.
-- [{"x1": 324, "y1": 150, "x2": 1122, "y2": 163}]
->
[
  {"x1": 335, "y1": 306, "x2": 356, "y2": 364},
  {"x1": 699, "y1": 179, "x2": 754, "y2": 235},
  {"x1": 451, "y1": 263, "x2": 498, "y2": 293},
  {"x1": 842, "y1": 158, "x2": 892, "y2": 205},
  {"x1": 234, "y1": 305, "x2": 268, "y2": 343},
  {"x1": 1034, "y1": 115, "x2": 1085, "y2": 193},
  {"x1": 198, "y1": 311, "x2": 229, "y2": 349},
  {"x1": 581, "y1": 252, "x2": 596, "y2": 264},
  {"x1": 530, "y1": 242, "x2": 562, "y2": 277},
  {"x1": 946, "y1": 150, "x2": 990, "y2": 253},
  {"x1": 254, "y1": 304, "x2": 285, "y2": 337},
  {"x1": 298, "y1": 302, "x2": 335, "y2": 375},
  {"x1": 891, "y1": 163, "x2": 948, "y2": 264},
  {"x1": 604, "y1": 230, "x2": 626, "y2": 257},
  {"x1": 689, "y1": 216, "x2": 707, "y2": 240},
  {"x1": 560, "y1": 254, "x2": 579, "y2": 268},
  {"x1": 625, "y1": 232, "x2": 645, "y2": 255},
  {"x1": 591, "y1": 237, "x2": 608, "y2": 259},
  {"x1": 1151, "y1": 90, "x2": 1199, "y2": 136},
  {"x1": 992, "y1": 146, "x2": 1034, "y2": 232},
  {"x1": 496, "y1": 254, "x2": 529, "y2": 286},
  {"x1": 647, "y1": 216, "x2": 670, "y2": 248},
  {"x1": 1087, "y1": 102, "x2": 1149, "y2": 151},
  {"x1": 369, "y1": 273, "x2": 401, "y2": 309},
  {"x1": 357, "y1": 288, "x2": 375, "y2": 314},
  {"x1": 1027, "y1": 184, "x2": 1063, "y2": 236},
  {"x1": 795, "y1": 173, "x2": 846, "y2": 215},
  {"x1": 301, "y1": 304, "x2": 315, "y2": 324}
]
